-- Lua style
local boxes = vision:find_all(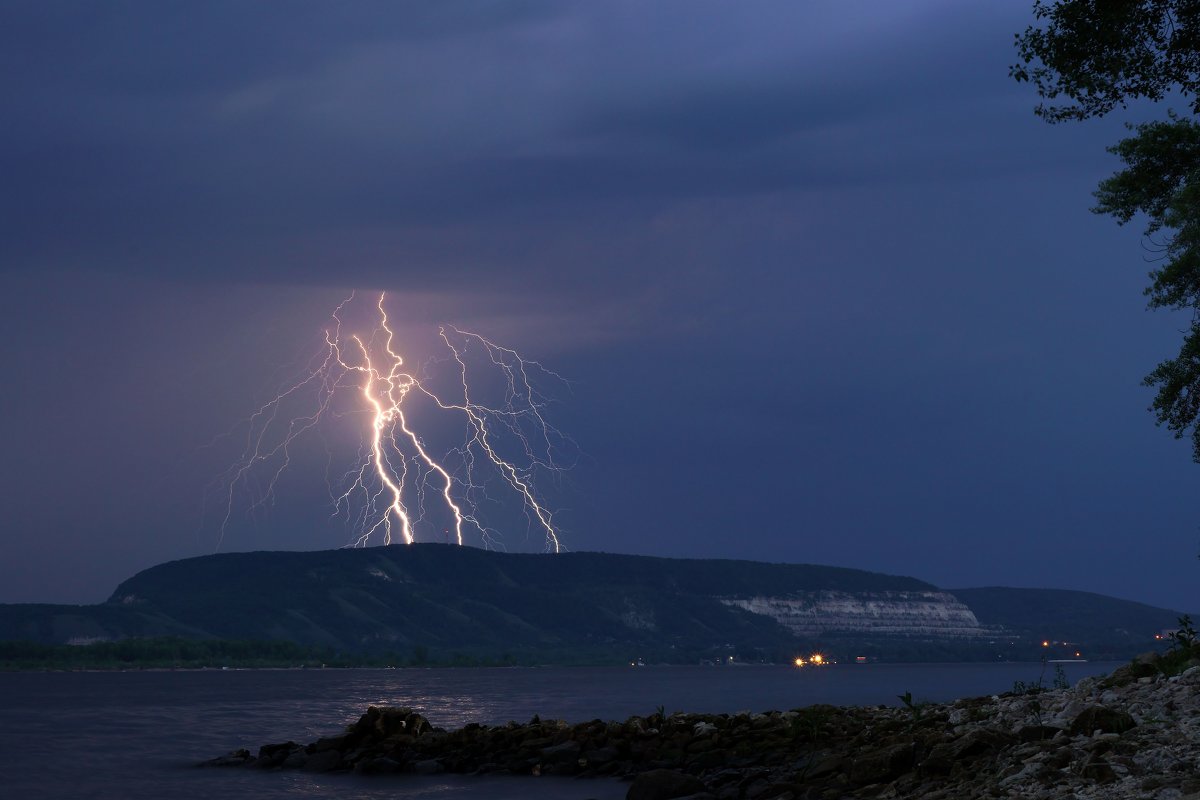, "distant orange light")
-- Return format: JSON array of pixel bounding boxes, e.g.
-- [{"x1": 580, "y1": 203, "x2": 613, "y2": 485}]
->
[
  {"x1": 794, "y1": 657, "x2": 805, "y2": 667},
  {"x1": 811, "y1": 654, "x2": 824, "y2": 665},
  {"x1": 1075, "y1": 652, "x2": 1081, "y2": 658},
  {"x1": 1042, "y1": 641, "x2": 1049, "y2": 647}
]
